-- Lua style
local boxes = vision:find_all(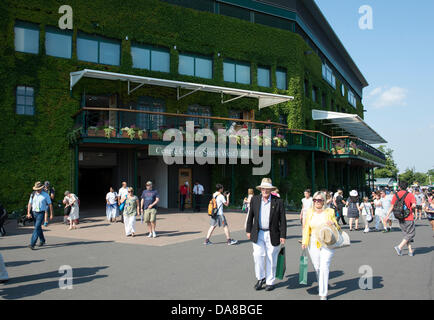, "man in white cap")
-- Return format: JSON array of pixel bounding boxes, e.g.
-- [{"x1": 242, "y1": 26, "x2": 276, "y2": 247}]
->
[{"x1": 246, "y1": 178, "x2": 287, "y2": 291}]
